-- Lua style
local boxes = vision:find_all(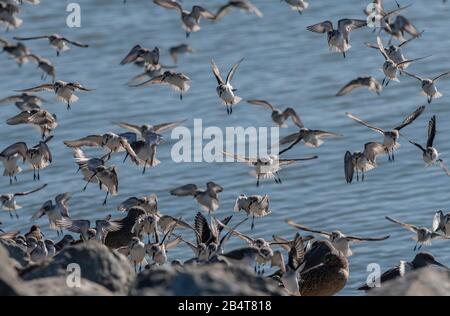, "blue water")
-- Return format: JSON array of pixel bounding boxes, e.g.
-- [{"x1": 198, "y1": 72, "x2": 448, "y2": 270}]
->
[{"x1": 1, "y1": 0, "x2": 450, "y2": 295}]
